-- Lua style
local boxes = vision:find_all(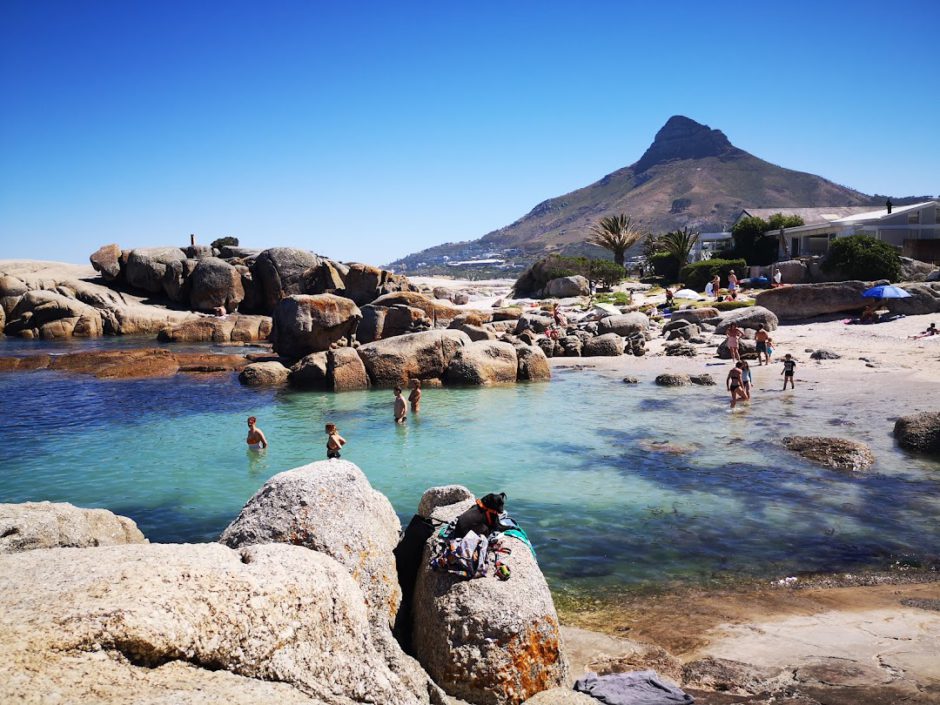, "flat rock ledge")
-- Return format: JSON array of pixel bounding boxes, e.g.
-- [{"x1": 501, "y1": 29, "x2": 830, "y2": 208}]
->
[{"x1": 783, "y1": 436, "x2": 875, "y2": 472}]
